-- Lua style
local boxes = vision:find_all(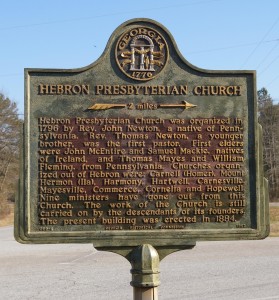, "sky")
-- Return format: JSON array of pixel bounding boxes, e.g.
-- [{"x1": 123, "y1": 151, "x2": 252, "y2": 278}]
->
[{"x1": 1, "y1": 0, "x2": 279, "y2": 116}]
